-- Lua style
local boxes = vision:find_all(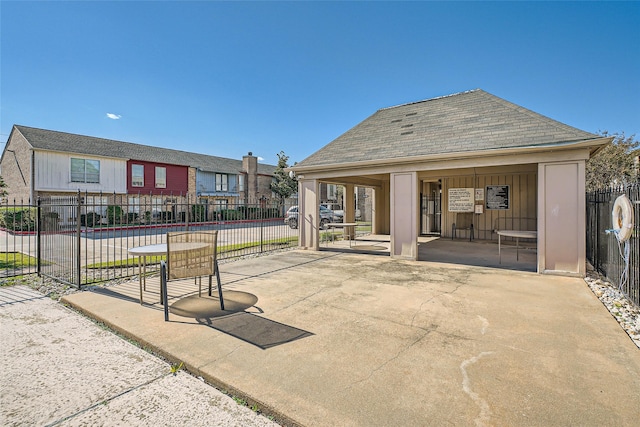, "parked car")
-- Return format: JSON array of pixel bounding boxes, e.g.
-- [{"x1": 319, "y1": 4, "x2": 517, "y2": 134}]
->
[
  {"x1": 285, "y1": 205, "x2": 333, "y2": 229},
  {"x1": 321, "y1": 203, "x2": 344, "y2": 222}
]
